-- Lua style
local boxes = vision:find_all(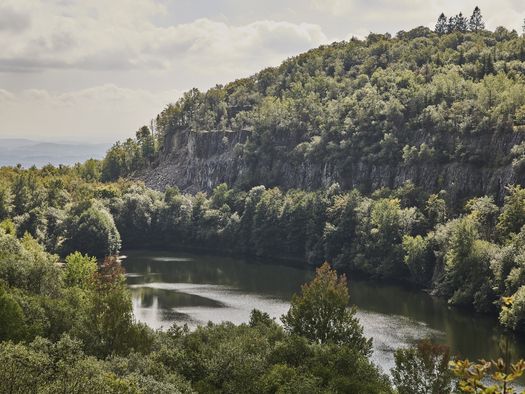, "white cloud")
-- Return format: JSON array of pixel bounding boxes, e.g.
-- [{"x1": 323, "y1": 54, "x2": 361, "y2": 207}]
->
[{"x1": 0, "y1": 1, "x2": 329, "y2": 72}]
